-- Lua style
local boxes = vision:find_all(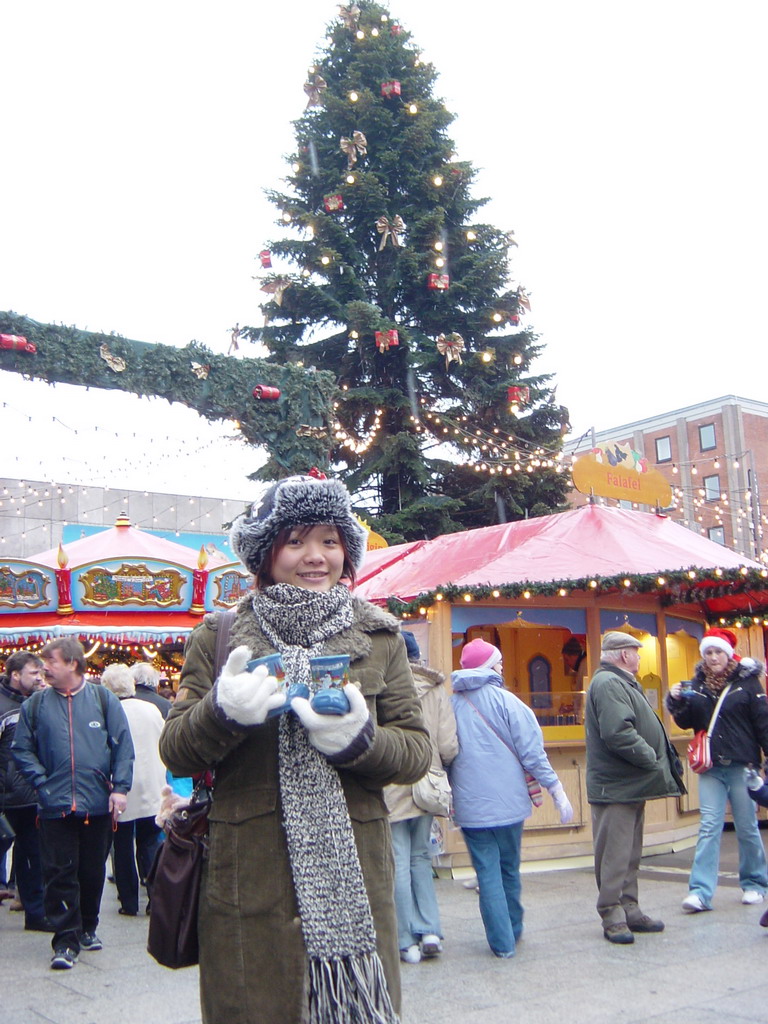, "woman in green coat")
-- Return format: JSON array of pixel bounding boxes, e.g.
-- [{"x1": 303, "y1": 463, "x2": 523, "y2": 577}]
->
[{"x1": 160, "y1": 473, "x2": 430, "y2": 1024}]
